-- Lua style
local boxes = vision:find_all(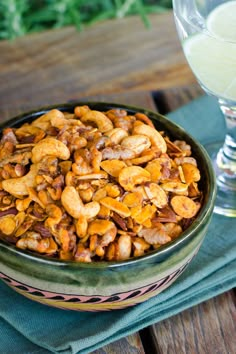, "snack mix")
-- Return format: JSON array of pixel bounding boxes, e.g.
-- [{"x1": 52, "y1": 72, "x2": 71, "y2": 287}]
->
[{"x1": 0, "y1": 106, "x2": 202, "y2": 262}]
